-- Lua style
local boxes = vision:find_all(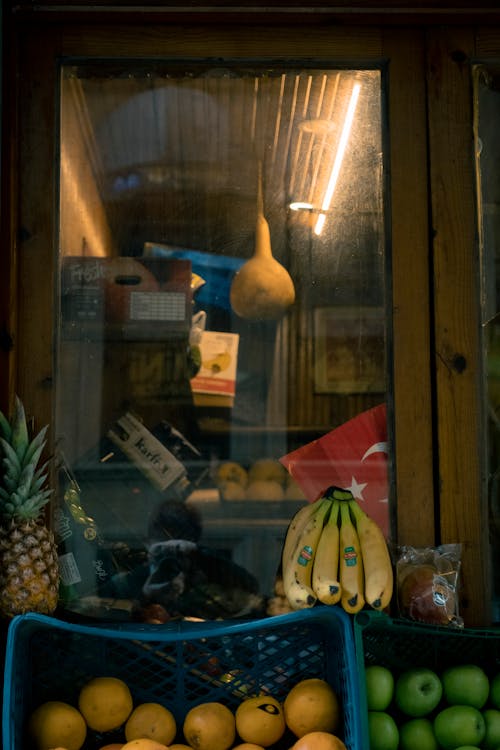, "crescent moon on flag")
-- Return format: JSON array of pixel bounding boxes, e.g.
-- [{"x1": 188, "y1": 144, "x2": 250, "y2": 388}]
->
[
  {"x1": 360, "y1": 441, "x2": 389, "y2": 504},
  {"x1": 361, "y1": 441, "x2": 388, "y2": 462}
]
